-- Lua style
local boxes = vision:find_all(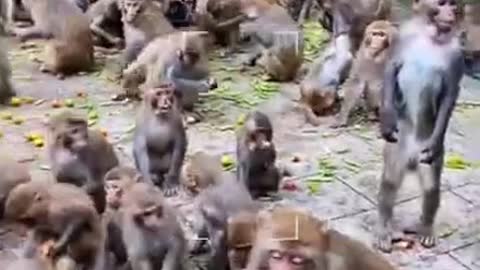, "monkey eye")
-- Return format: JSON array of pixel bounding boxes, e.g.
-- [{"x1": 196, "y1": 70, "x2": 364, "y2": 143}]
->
[
  {"x1": 269, "y1": 250, "x2": 283, "y2": 260},
  {"x1": 290, "y1": 256, "x2": 306, "y2": 265},
  {"x1": 438, "y1": 0, "x2": 446, "y2": 6}
]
